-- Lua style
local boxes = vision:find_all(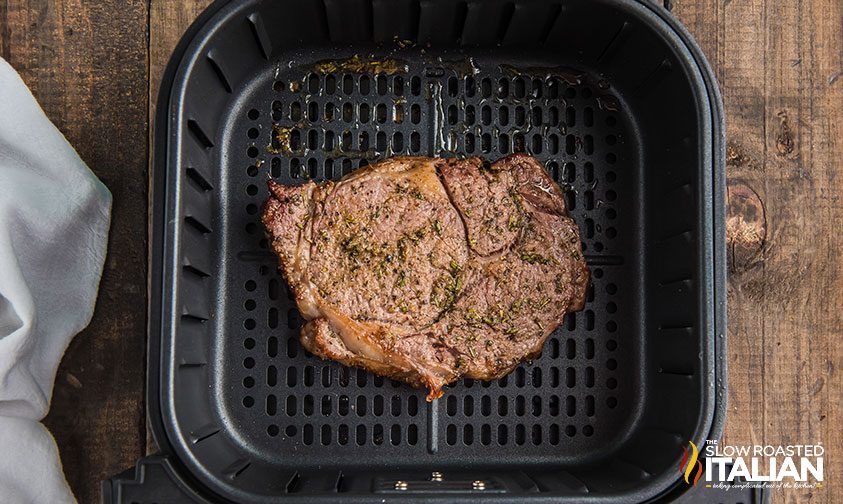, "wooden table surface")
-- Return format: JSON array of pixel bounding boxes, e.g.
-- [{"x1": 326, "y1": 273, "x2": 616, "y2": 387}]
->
[{"x1": 1, "y1": 1, "x2": 840, "y2": 502}]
